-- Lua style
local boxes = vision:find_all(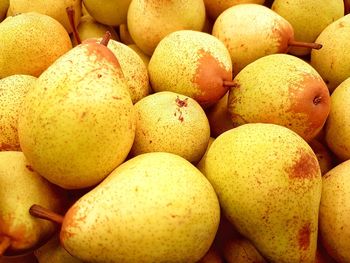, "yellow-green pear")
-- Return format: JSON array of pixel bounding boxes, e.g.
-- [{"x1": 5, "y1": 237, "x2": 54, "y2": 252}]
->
[
  {"x1": 201, "y1": 123, "x2": 322, "y2": 262},
  {"x1": 34, "y1": 234, "x2": 82, "y2": 263},
  {"x1": 127, "y1": 0, "x2": 206, "y2": 55},
  {"x1": 319, "y1": 160, "x2": 350, "y2": 262},
  {"x1": 311, "y1": 14, "x2": 350, "y2": 92},
  {"x1": 0, "y1": 0, "x2": 8, "y2": 21},
  {"x1": 228, "y1": 54, "x2": 330, "y2": 142},
  {"x1": 148, "y1": 30, "x2": 232, "y2": 107},
  {"x1": 71, "y1": 15, "x2": 119, "y2": 46},
  {"x1": 204, "y1": 0, "x2": 265, "y2": 20},
  {"x1": 212, "y1": 4, "x2": 322, "y2": 76},
  {"x1": 83, "y1": 0, "x2": 131, "y2": 26},
  {"x1": 0, "y1": 12, "x2": 72, "y2": 78},
  {"x1": 0, "y1": 151, "x2": 66, "y2": 256},
  {"x1": 131, "y1": 91, "x2": 210, "y2": 163},
  {"x1": 7, "y1": 0, "x2": 82, "y2": 33},
  {"x1": 325, "y1": 77, "x2": 350, "y2": 160},
  {"x1": 56, "y1": 152, "x2": 220, "y2": 262},
  {"x1": 0, "y1": 75, "x2": 36, "y2": 151},
  {"x1": 18, "y1": 36, "x2": 135, "y2": 189},
  {"x1": 271, "y1": 0, "x2": 344, "y2": 56},
  {"x1": 127, "y1": 44, "x2": 150, "y2": 67}
]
